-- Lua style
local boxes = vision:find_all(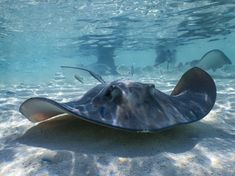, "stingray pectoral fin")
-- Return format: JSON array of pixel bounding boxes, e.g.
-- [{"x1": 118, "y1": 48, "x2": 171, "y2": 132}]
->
[
  {"x1": 172, "y1": 67, "x2": 216, "y2": 100},
  {"x1": 19, "y1": 97, "x2": 67, "y2": 122},
  {"x1": 171, "y1": 67, "x2": 216, "y2": 119}
]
